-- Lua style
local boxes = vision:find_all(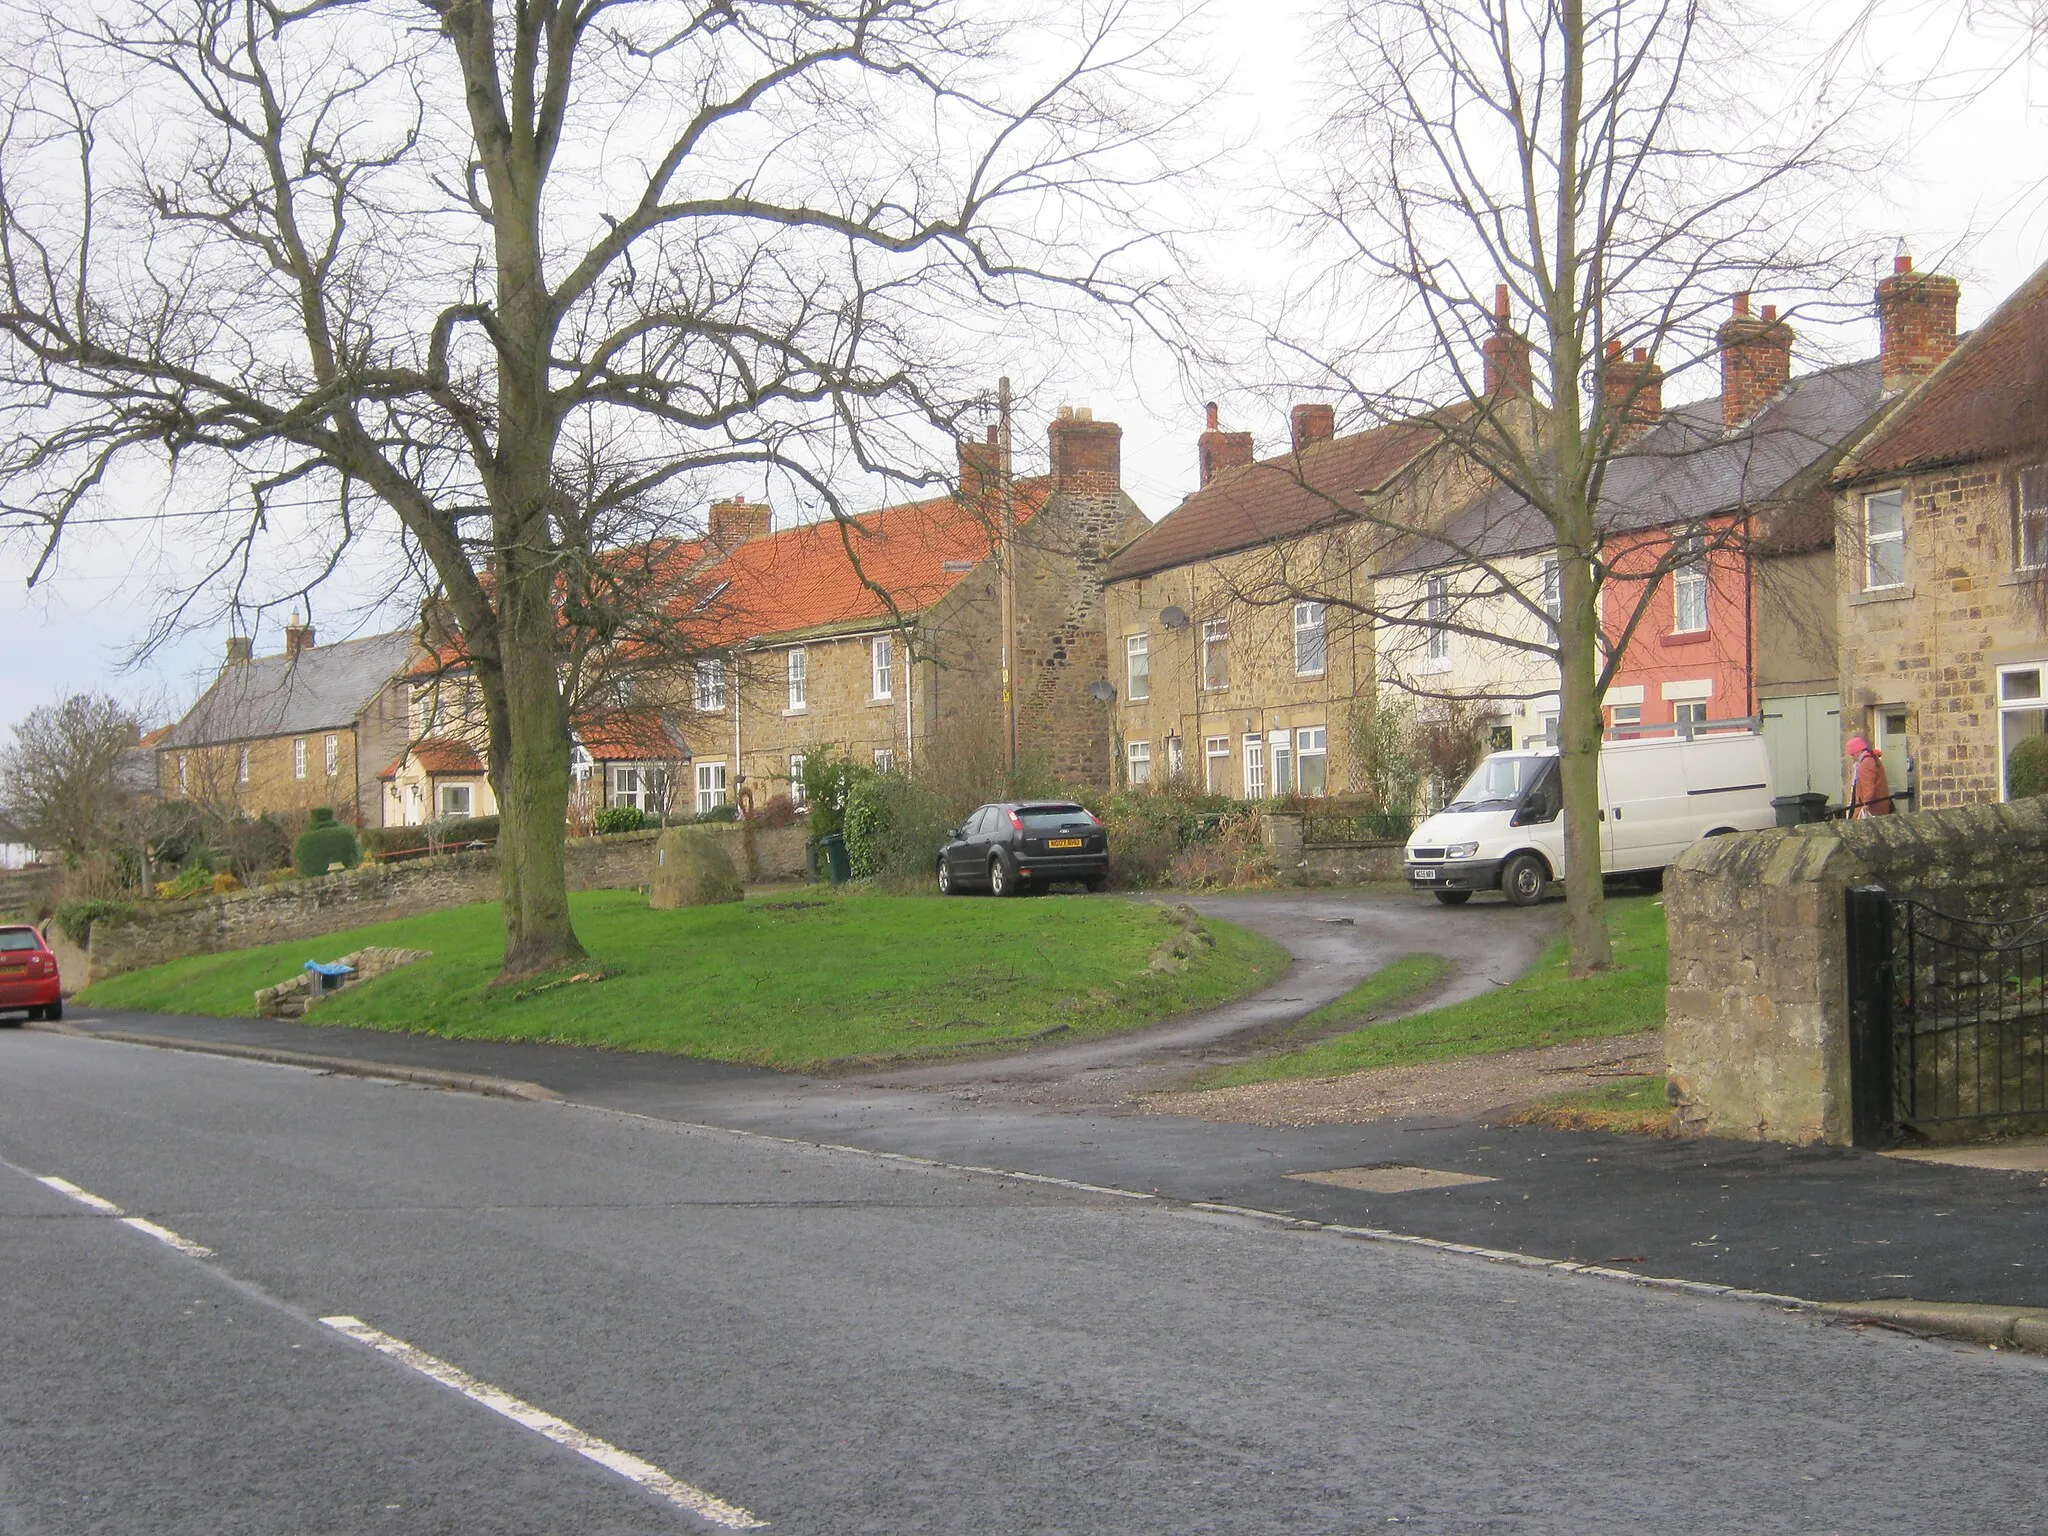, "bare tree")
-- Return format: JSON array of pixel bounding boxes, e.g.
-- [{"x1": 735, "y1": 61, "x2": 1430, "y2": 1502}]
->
[
  {"x1": 1242, "y1": 0, "x2": 1866, "y2": 973},
  {"x1": 0, "y1": 693, "x2": 143, "y2": 864},
  {"x1": 0, "y1": 0, "x2": 1203, "y2": 979}
]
